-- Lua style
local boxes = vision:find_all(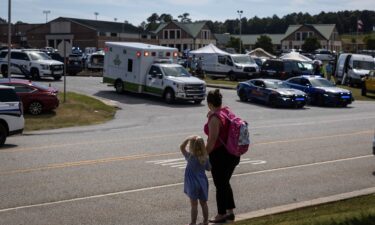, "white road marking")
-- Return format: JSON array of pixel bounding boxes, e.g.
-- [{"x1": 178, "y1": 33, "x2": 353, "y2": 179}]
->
[{"x1": 0, "y1": 154, "x2": 372, "y2": 213}]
